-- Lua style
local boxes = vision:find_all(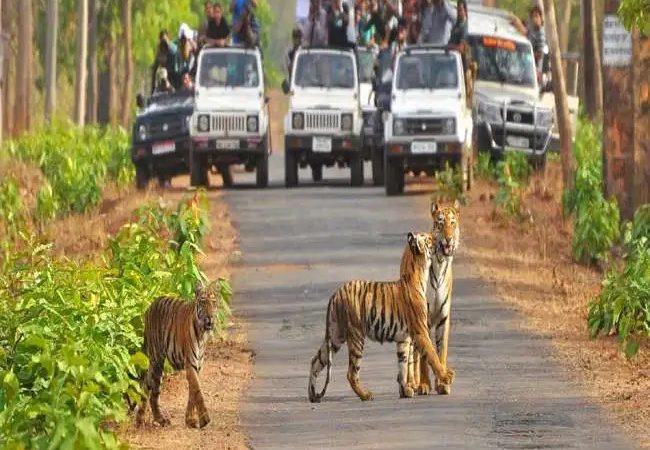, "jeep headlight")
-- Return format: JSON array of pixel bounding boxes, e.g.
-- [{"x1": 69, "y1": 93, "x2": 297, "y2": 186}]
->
[
  {"x1": 247, "y1": 115, "x2": 259, "y2": 132},
  {"x1": 341, "y1": 113, "x2": 353, "y2": 131},
  {"x1": 478, "y1": 102, "x2": 502, "y2": 123},
  {"x1": 536, "y1": 109, "x2": 553, "y2": 128},
  {"x1": 138, "y1": 124, "x2": 147, "y2": 141},
  {"x1": 443, "y1": 118, "x2": 455, "y2": 134},
  {"x1": 292, "y1": 112, "x2": 304, "y2": 130},
  {"x1": 197, "y1": 114, "x2": 210, "y2": 132},
  {"x1": 393, "y1": 118, "x2": 405, "y2": 136}
]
